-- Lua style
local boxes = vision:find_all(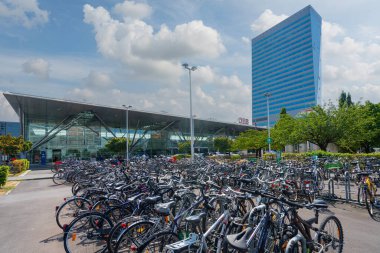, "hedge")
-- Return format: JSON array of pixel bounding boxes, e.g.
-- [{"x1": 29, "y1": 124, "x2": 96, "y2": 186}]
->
[
  {"x1": 173, "y1": 154, "x2": 191, "y2": 160},
  {"x1": 230, "y1": 154, "x2": 241, "y2": 160},
  {"x1": 263, "y1": 153, "x2": 276, "y2": 160},
  {"x1": 0, "y1": 165, "x2": 10, "y2": 187},
  {"x1": 281, "y1": 151, "x2": 380, "y2": 160}
]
